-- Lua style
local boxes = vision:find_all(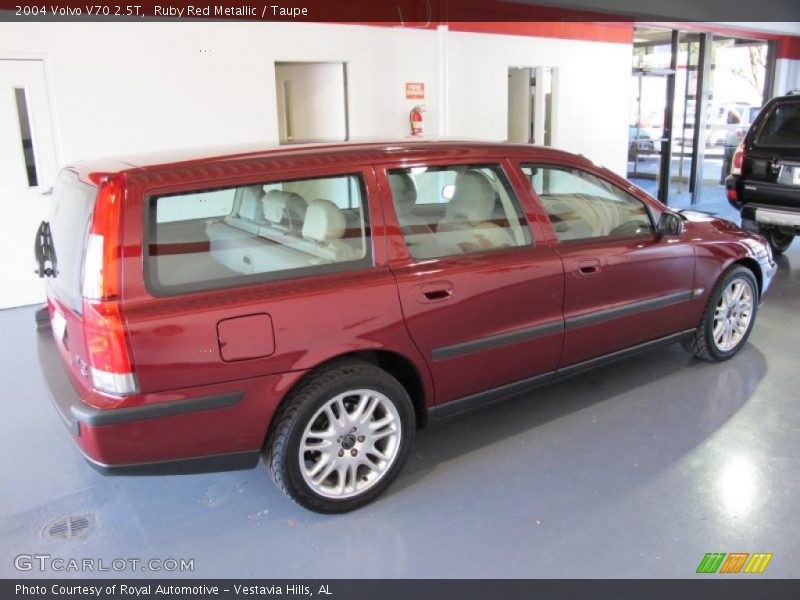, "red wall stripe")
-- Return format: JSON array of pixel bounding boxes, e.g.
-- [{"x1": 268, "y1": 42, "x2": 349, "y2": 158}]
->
[
  {"x1": 777, "y1": 36, "x2": 800, "y2": 60},
  {"x1": 447, "y1": 21, "x2": 634, "y2": 44}
]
